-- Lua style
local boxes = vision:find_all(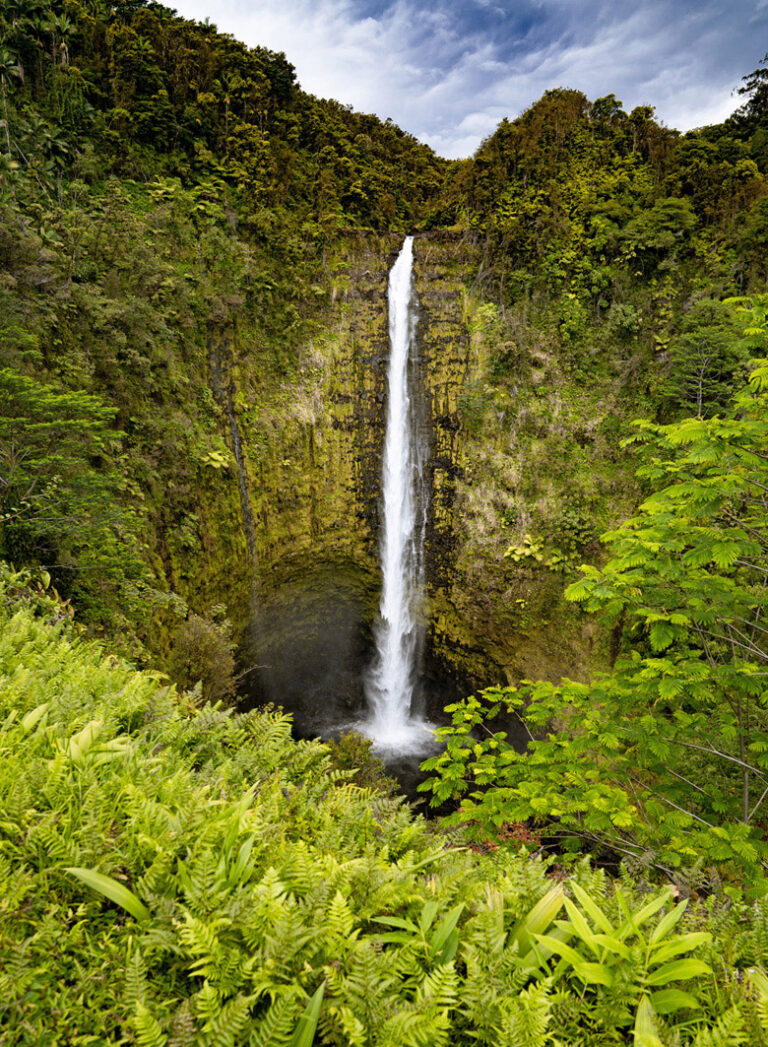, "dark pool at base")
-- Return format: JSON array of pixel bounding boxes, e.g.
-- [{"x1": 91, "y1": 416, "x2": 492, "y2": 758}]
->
[
  {"x1": 242, "y1": 665, "x2": 458, "y2": 805},
  {"x1": 236, "y1": 583, "x2": 528, "y2": 802},
  {"x1": 241, "y1": 661, "x2": 528, "y2": 810}
]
